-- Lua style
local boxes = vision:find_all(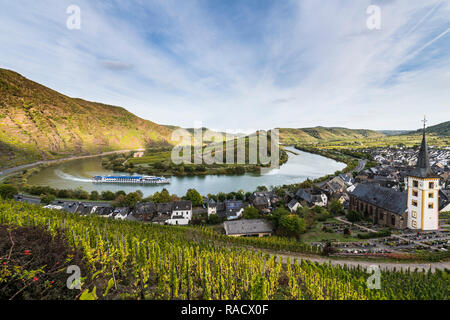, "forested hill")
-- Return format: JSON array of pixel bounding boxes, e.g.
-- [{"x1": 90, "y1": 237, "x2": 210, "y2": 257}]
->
[
  {"x1": 0, "y1": 69, "x2": 173, "y2": 168},
  {"x1": 411, "y1": 121, "x2": 450, "y2": 136},
  {"x1": 278, "y1": 127, "x2": 385, "y2": 145}
]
